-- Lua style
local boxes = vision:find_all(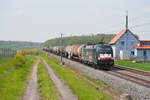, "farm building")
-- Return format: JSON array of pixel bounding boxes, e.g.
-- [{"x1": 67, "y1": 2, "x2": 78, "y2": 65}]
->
[
  {"x1": 109, "y1": 29, "x2": 140, "y2": 60},
  {"x1": 134, "y1": 40, "x2": 150, "y2": 62}
]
